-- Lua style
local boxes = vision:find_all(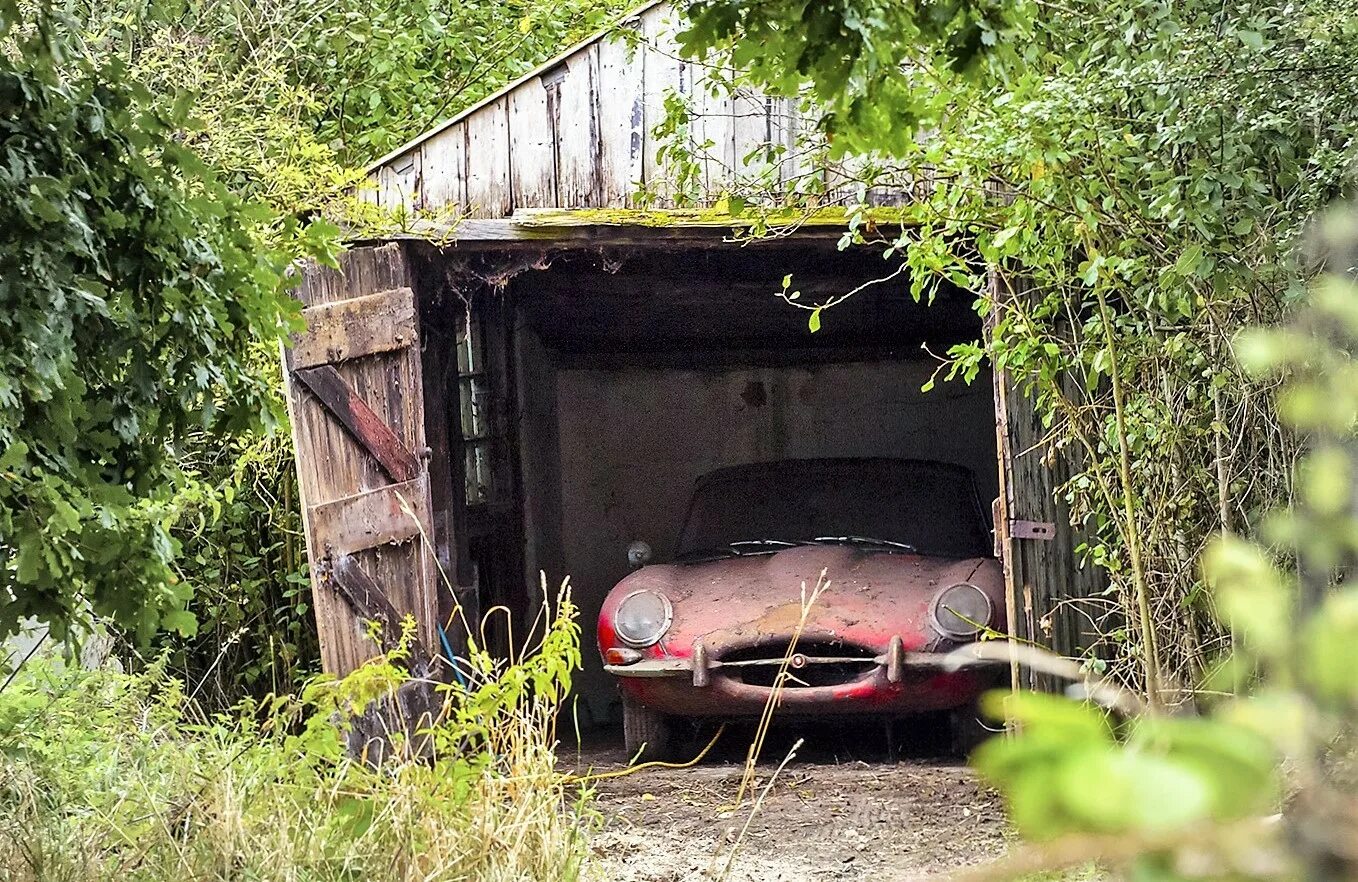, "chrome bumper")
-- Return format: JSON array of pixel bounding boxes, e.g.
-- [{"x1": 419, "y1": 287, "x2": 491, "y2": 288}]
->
[{"x1": 604, "y1": 636, "x2": 1002, "y2": 687}]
